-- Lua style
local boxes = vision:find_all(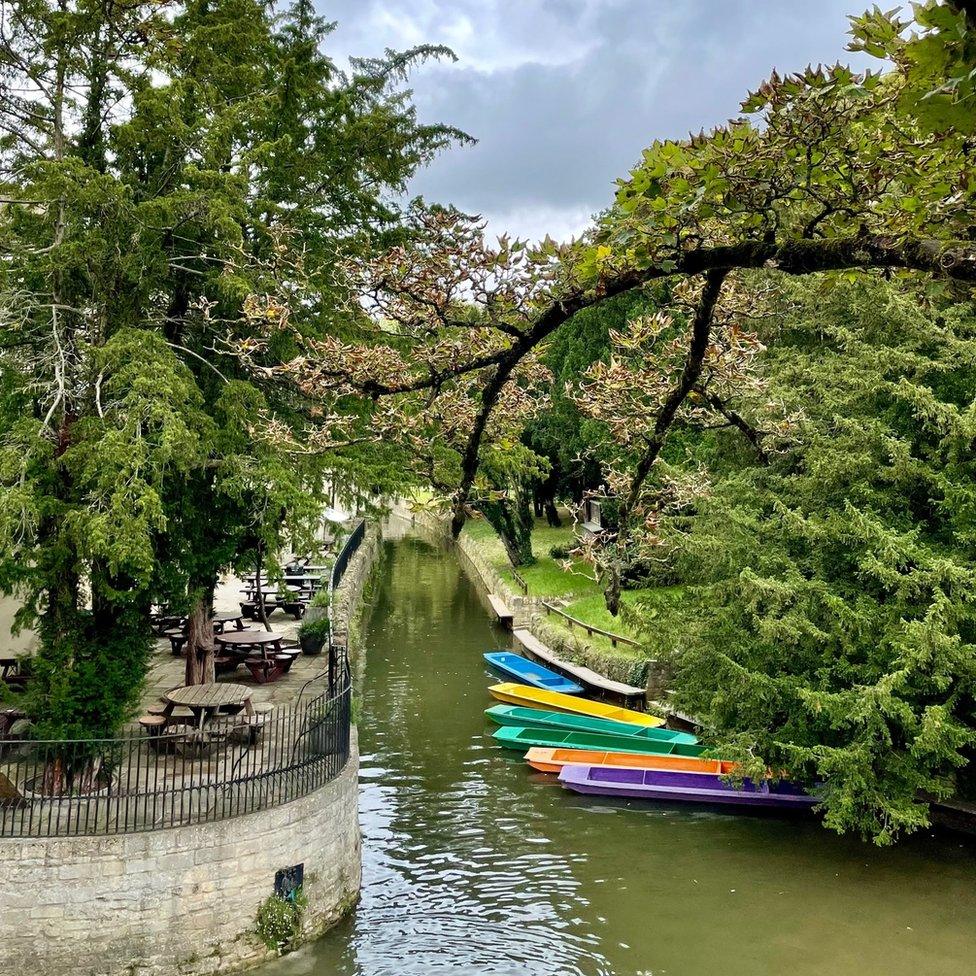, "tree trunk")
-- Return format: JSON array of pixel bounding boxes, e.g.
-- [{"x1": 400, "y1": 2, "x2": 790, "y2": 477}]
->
[
  {"x1": 184, "y1": 594, "x2": 215, "y2": 686},
  {"x1": 254, "y1": 543, "x2": 272, "y2": 632},
  {"x1": 479, "y1": 483, "x2": 536, "y2": 567},
  {"x1": 604, "y1": 563, "x2": 622, "y2": 617}
]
